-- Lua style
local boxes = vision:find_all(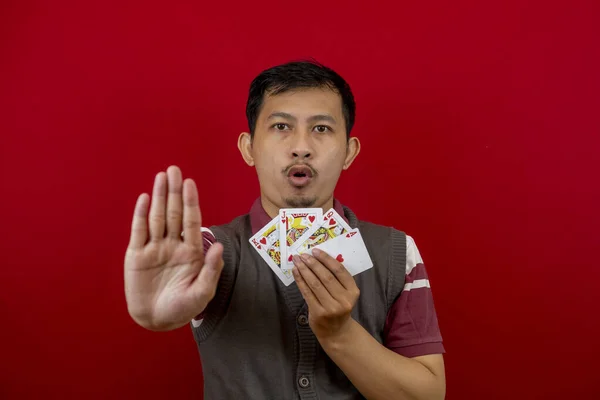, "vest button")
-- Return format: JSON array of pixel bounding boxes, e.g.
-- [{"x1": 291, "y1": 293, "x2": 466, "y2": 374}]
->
[
  {"x1": 298, "y1": 376, "x2": 310, "y2": 388},
  {"x1": 297, "y1": 313, "x2": 309, "y2": 326}
]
